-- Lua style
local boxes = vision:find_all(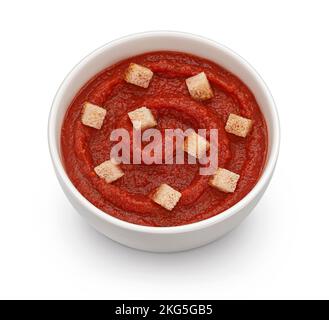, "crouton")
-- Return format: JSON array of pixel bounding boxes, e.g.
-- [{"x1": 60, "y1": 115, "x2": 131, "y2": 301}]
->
[
  {"x1": 94, "y1": 159, "x2": 124, "y2": 183},
  {"x1": 186, "y1": 72, "x2": 214, "y2": 101},
  {"x1": 128, "y1": 106, "x2": 157, "y2": 130},
  {"x1": 152, "y1": 184, "x2": 182, "y2": 211},
  {"x1": 225, "y1": 113, "x2": 253, "y2": 138},
  {"x1": 81, "y1": 102, "x2": 107, "y2": 129},
  {"x1": 209, "y1": 168, "x2": 240, "y2": 193},
  {"x1": 183, "y1": 131, "x2": 210, "y2": 159},
  {"x1": 124, "y1": 63, "x2": 153, "y2": 88}
]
